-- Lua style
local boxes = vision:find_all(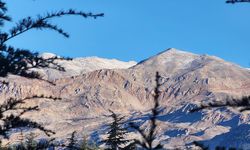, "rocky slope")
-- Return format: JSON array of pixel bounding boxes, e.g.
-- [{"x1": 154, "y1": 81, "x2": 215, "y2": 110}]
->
[{"x1": 0, "y1": 48, "x2": 250, "y2": 149}]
